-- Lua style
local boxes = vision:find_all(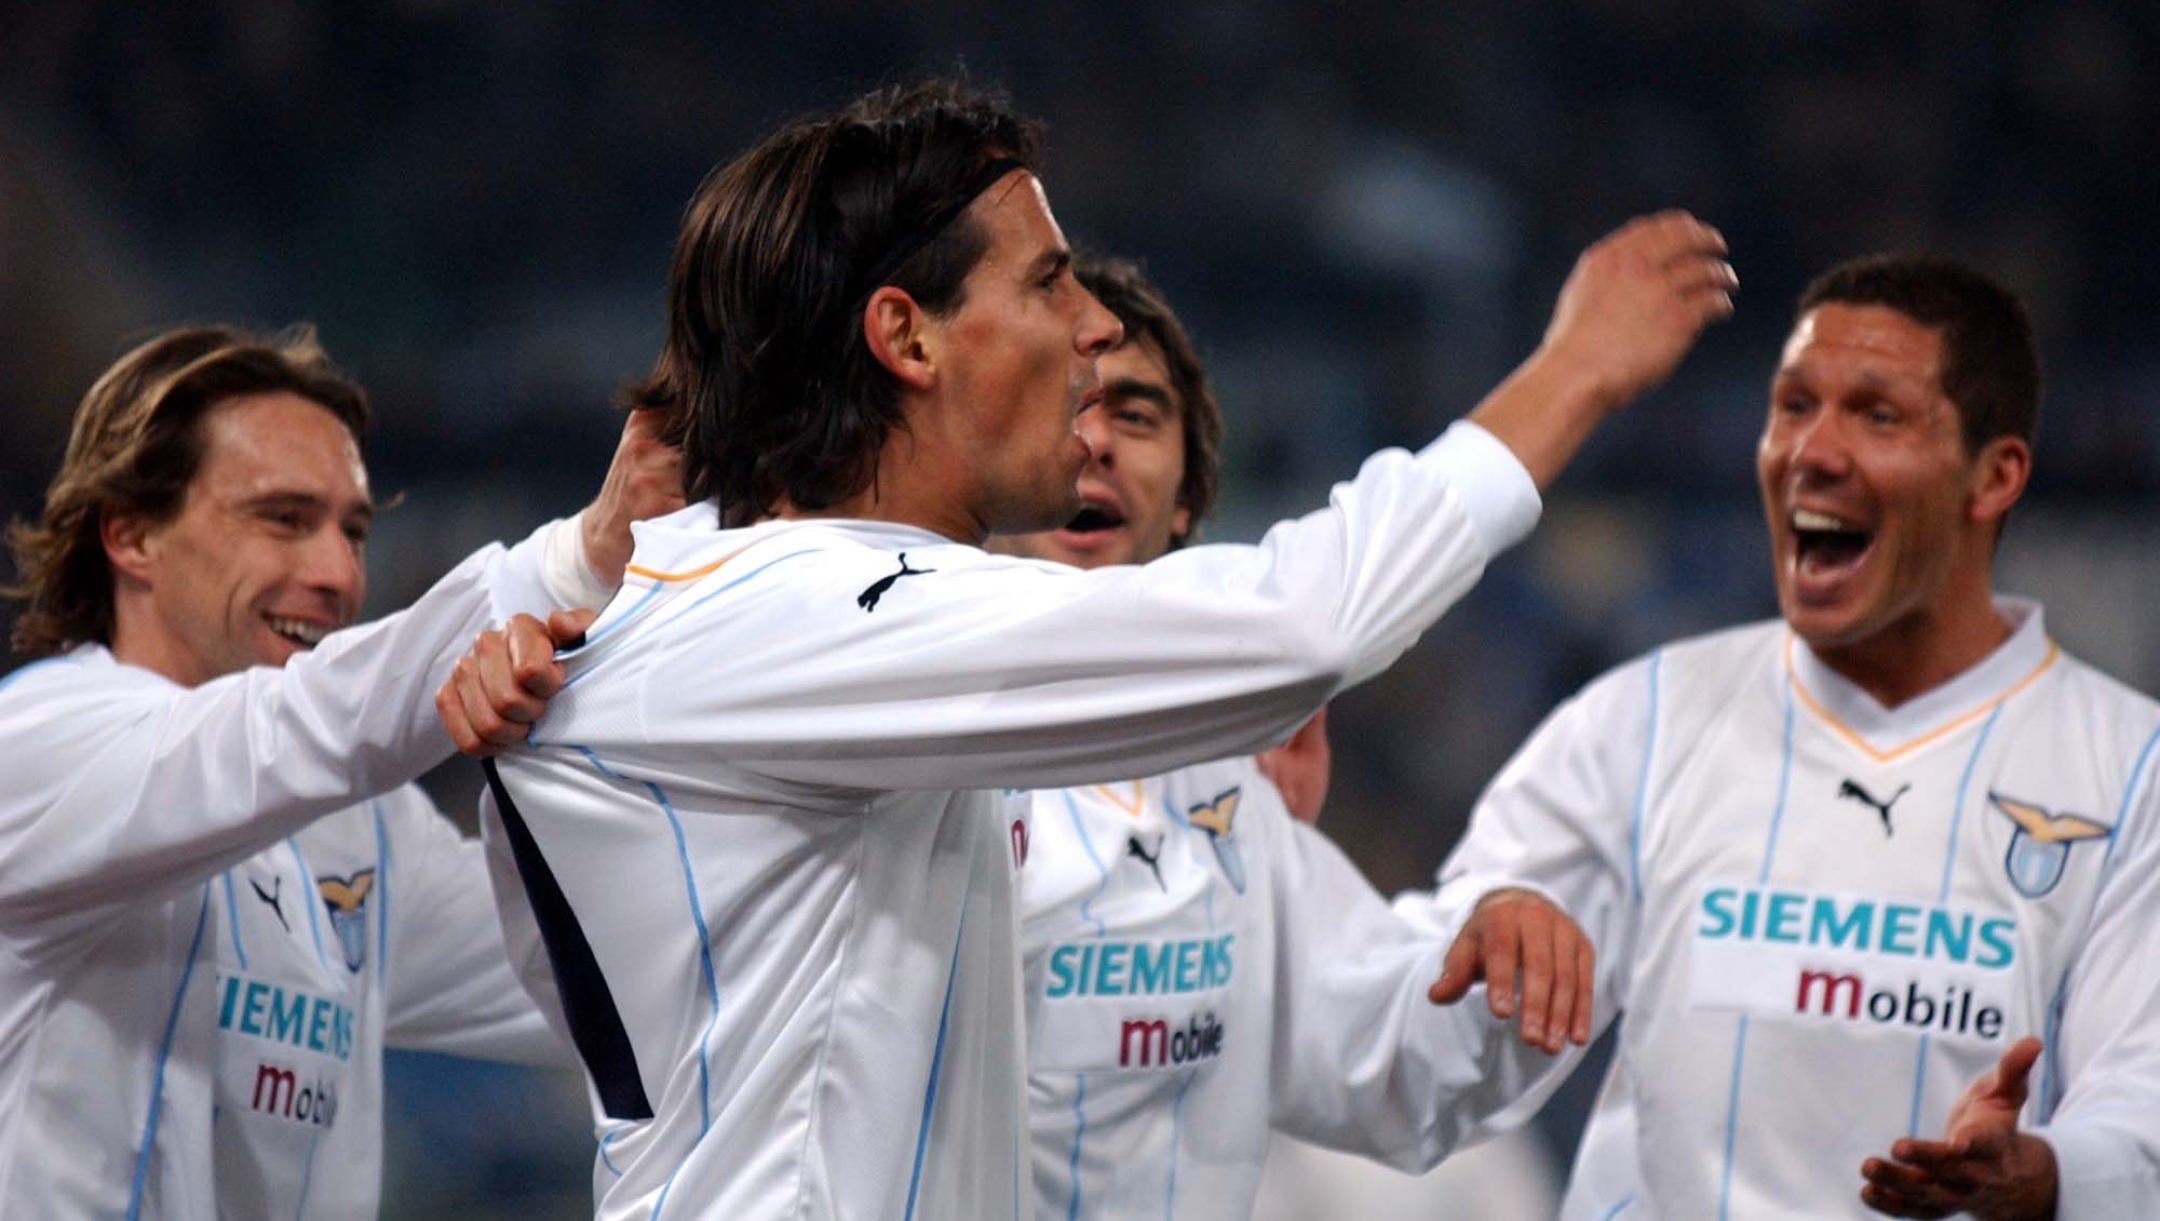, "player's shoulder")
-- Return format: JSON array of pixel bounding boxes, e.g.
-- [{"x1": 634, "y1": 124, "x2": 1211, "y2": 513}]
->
[
  {"x1": 609, "y1": 512, "x2": 1010, "y2": 628},
  {"x1": 1567, "y1": 617, "x2": 1783, "y2": 715},
  {"x1": 0, "y1": 645, "x2": 172, "y2": 725},
  {"x1": 2041, "y1": 644, "x2": 2160, "y2": 775}
]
